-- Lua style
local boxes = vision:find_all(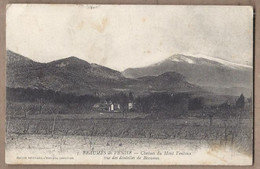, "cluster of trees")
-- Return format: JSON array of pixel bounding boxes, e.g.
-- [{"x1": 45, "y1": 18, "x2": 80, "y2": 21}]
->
[
  {"x1": 218, "y1": 94, "x2": 248, "y2": 110},
  {"x1": 188, "y1": 94, "x2": 249, "y2": 111},
  {"x1": 188, "y1": 97, "x2": 204, "y2": 110},
  {"x1": 134, "y1": 93, "x2": 190, "y2": 118},
  {"x1": 6, "y1": 87, "x2": 100, "y2": 108},
  {"x1": 236, "y1": 94, "x2": 245, "y2": 108}
]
